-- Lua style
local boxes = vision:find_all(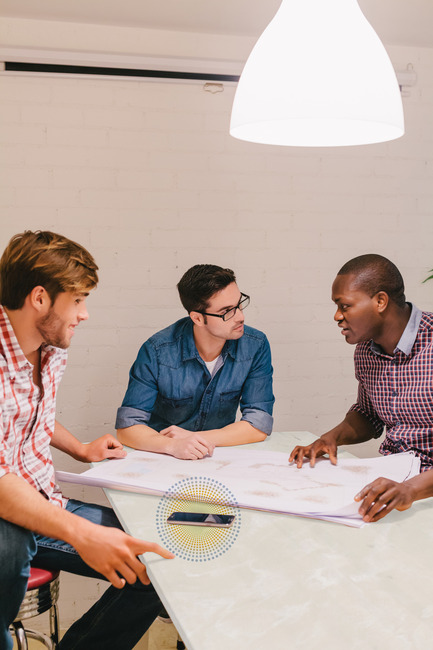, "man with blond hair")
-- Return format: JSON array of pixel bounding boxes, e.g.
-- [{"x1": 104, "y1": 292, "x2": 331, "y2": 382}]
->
[{"x1": 0, "y1": 231, "x2": 173, "y2": 650}]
